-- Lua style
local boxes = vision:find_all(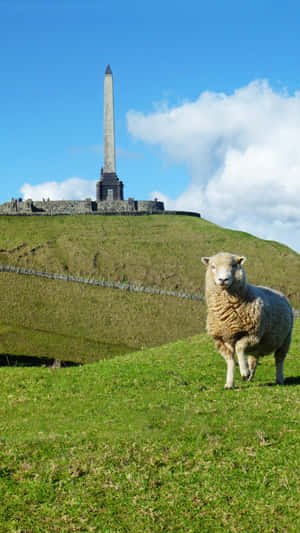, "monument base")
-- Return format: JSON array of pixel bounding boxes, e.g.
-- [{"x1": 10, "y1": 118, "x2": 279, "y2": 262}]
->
[{"x1": 96, "y1": 171, "x2": 124, "y2": 202}]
